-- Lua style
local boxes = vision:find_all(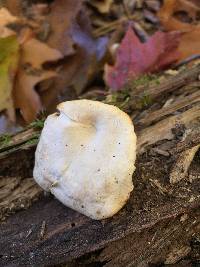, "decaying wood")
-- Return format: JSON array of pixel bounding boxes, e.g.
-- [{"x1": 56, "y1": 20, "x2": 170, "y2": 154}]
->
[
  {"x1": 130, "y1": 64, "x2": 200, "y2": 105},
  {"x1": 170, "y1": 144, "x2": 200, "y2": 184},
  {"x1": 137, "y1": 104, "x2": 200, "y2": 152},
  {"x1": 0, "y1": 172, "x2": 199, "y2": 267},
  {"x1": 95, "y1": 210, "x2": 200, "y2": 267},
  {"x1": 0, "y1": 177, "x2": 42, "y2": 221},
  {"x1": 0, "y1": 128, "x2": 40, "y2": 154},
  {"x1": 0, "y1": 65, "x2": 200, "y2": 267},
  {"x1": 172, "y1": 125, "x2": 200, "y2": 154},
  {"x1": 138, "y1": 89, "x2": 200, "y2": 127}
]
